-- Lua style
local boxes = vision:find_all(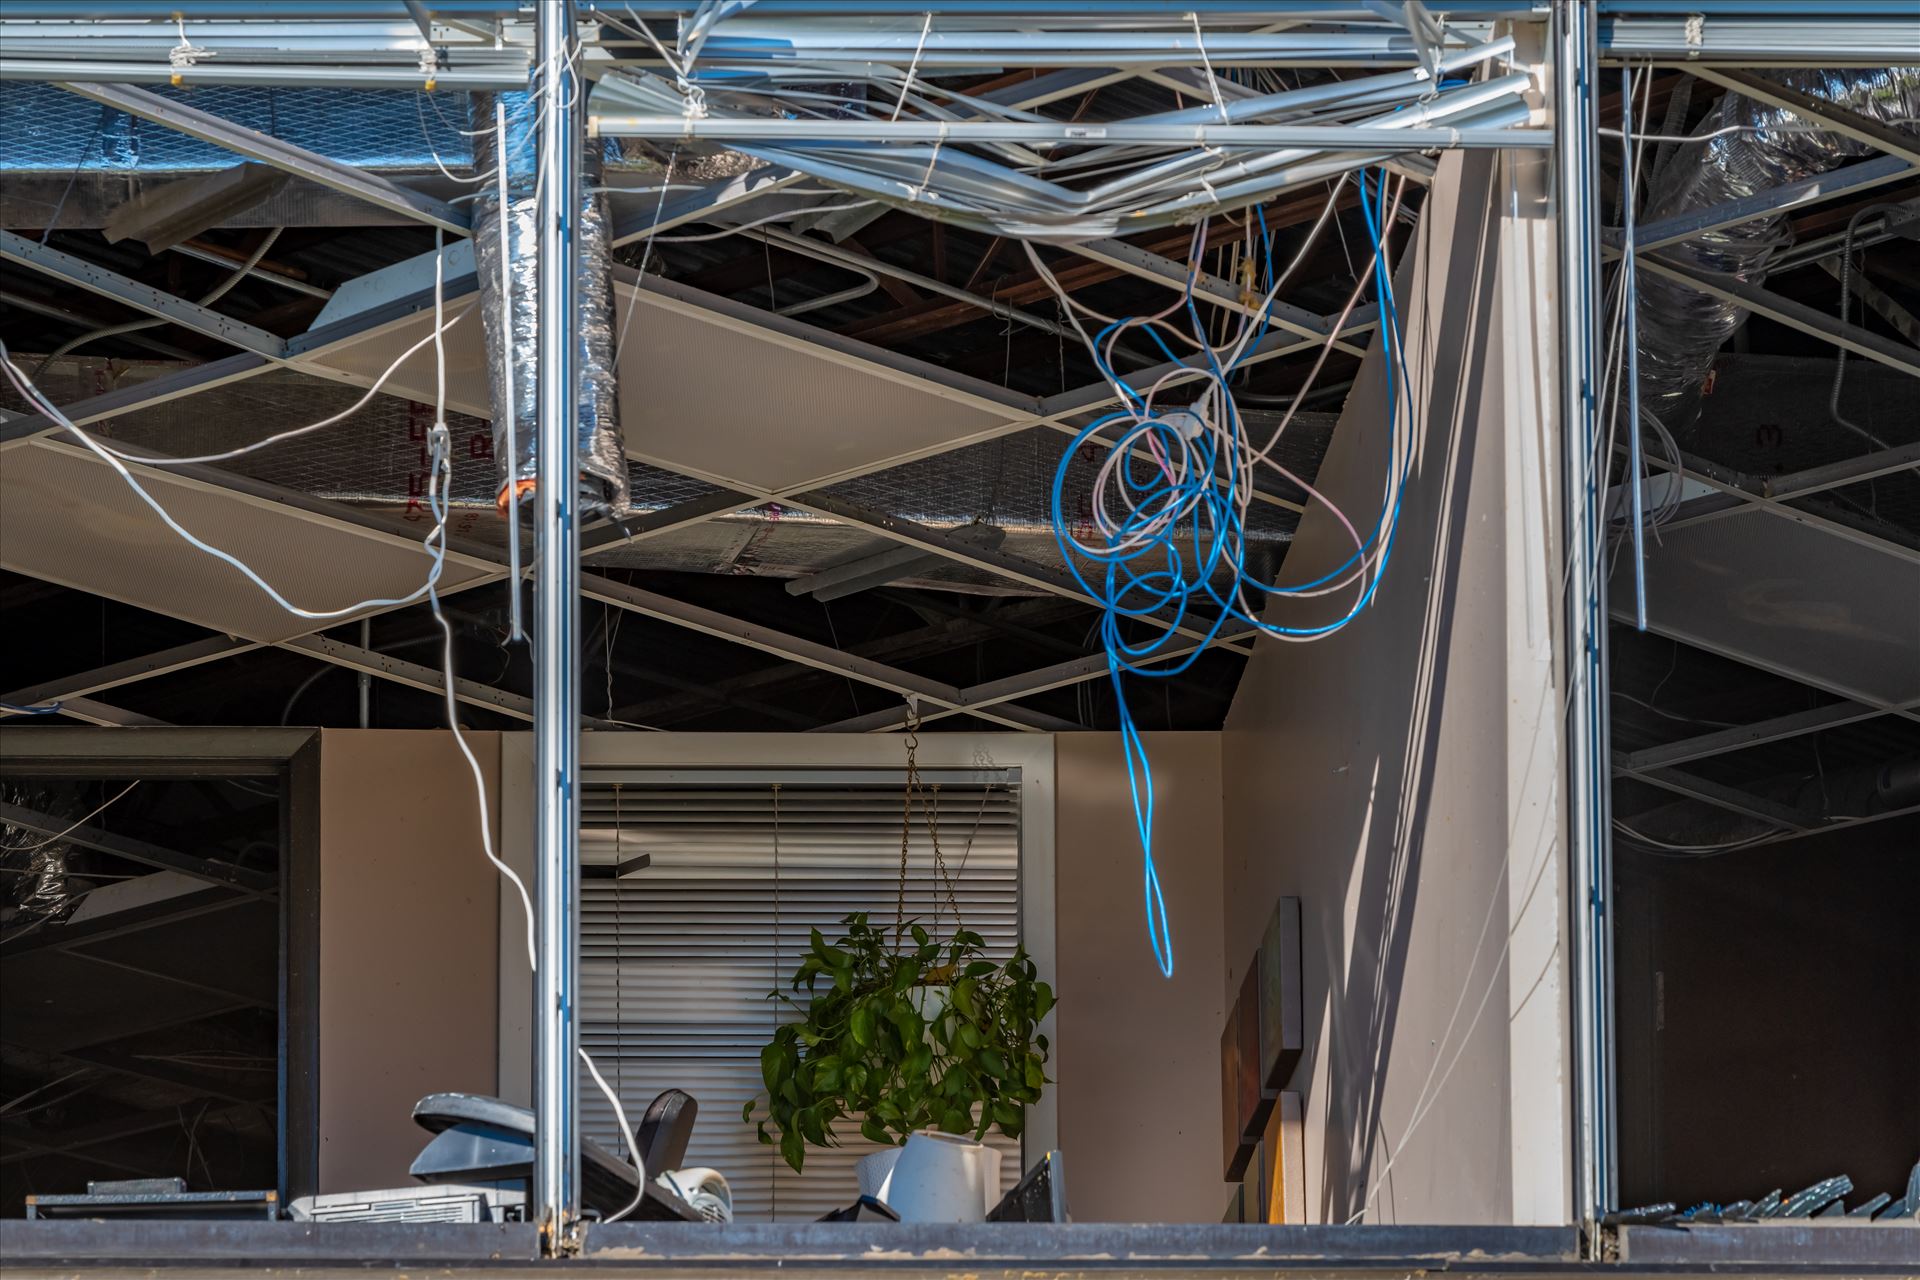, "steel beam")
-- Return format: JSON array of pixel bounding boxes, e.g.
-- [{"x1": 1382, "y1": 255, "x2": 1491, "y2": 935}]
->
[
  {"x1": 790, "y1": 491, "x2": 1255, "y2": 655},
  {"x1": 816, "y1": 631, "x2": 1229, "y2": 734},
  {"x1": 1059, "y1": 238, "x2": 1368, "y2": 357},
  {"x1": 1636, "y1": 254, "x2": 1920, "y2": 381},
  {"x1": 579, "y1": 573, "x2": 1052, "y2": 733},
  {"x1": 276, "y1": 635, "x2": 622, "y2": 731},
  {"x1": 0, "y1": 352, "x2": 273, "y2": 448},
  {"x1": 592, "y1": 117, "x2": 1554, "y2": 149},
  {"x1": 1767, "y1": 441, "x2": 1920, "y2": 502},
  {"x1": 1, "y1": 637, "x2": 260, "y2": 715},
  {"x1": 1618, "y1": 760, "x2": 1828, "y2": 833},
  {"x1": 582, "y1": 491, "x2": 755, "y2": 555},
  {"x1": 51, "y1": 698, "x2": 168, "y2": 728},
  {"x1": 0, "y1": 800, "x2": 276, "y2": 894},
  {"x1": 1687, "y1": 67, "x2": 1920, "y2": 170},
  {"x1": 611, "y1": 167, "x2": 808, "y2": 247},
  {"x1": 1618, "y1": 701, "x2": 1891, "y2": 773},
  {"x1": 58, "y1": 82, "x2": 470, "y2": 235},
  {"x1": 0, "y1": 232, "x2": 285, "y2": 358},
  {"x1": 1610, "y1": 153, "x2": 1915, "y2": 255},
  {"x1": 1635, "y1": 447, "x2": 1920, "y2": 568}
]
